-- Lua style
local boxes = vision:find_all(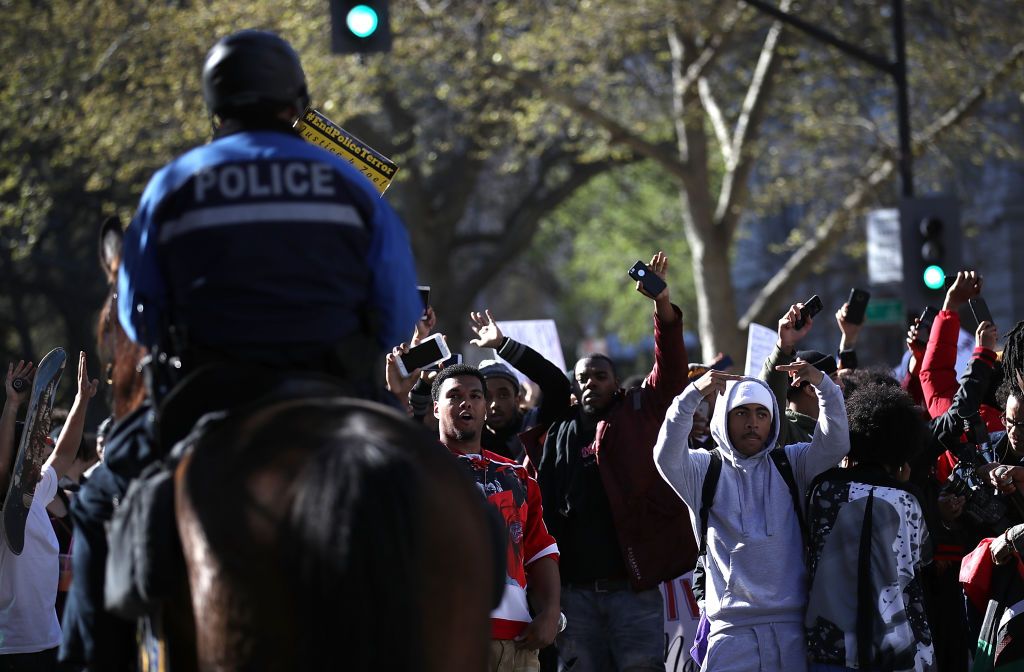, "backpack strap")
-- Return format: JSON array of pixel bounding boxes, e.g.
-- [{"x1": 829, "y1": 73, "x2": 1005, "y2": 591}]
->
[
  {"x1": 856, "y1": 489, "x2": 876, "y2": 668},
  {"x1": 698, "y1": 449, "x2": 723, "y2": 555},
  {"x1": 769, "y1": 447, "x2": 809, "y2": 546}
]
